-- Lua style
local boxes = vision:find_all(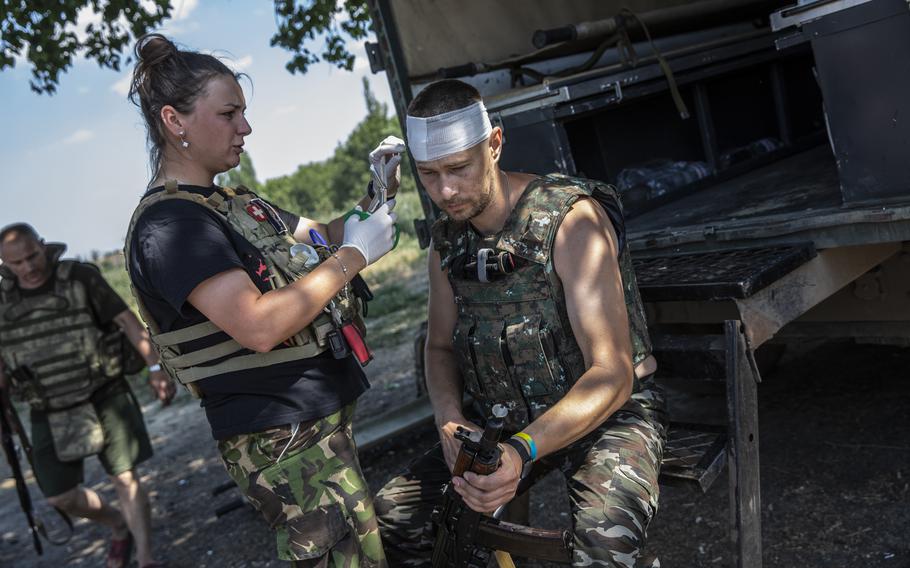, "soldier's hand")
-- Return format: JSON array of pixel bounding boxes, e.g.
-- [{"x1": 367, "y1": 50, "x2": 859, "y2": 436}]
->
[
  {"x1": 454, "y1": 445, "x2": 523, "y2": 513},
  {"x1": 436, "y1": 415, "x2": 481, "y2": 473},
  {"x1": 149, "y1": 370, "x2": 176, "y2": 407}
]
